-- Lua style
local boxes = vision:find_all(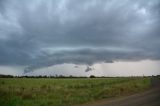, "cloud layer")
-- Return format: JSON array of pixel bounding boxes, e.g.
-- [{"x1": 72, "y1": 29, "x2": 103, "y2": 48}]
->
[{"x1": 0, "y1": 0, "x2": 160, "y2": 72}]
